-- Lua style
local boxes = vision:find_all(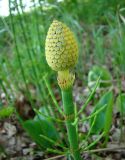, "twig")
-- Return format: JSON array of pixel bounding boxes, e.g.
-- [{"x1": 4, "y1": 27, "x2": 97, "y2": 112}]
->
[
  {"x1": 84, "y1": 146, "x2": 125, "y2": 153},
  {"x1": 43, "y1": 146, "x2": 125, "y2": 160},
  {"x1": 43, "y1": 154, "x2": 65, "y2": 160}
]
